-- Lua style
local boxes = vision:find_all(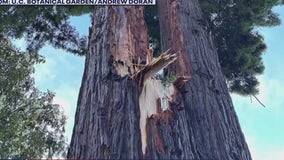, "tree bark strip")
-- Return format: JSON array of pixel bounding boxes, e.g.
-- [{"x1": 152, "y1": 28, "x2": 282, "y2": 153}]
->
[{"x1": 143, "y1": 0, "x2": 252, "y2": 159}]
